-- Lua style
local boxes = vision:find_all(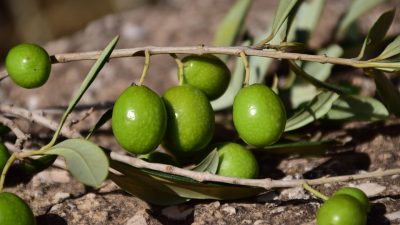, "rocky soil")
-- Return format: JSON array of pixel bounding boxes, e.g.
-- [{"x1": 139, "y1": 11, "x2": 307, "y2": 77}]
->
[{"x1": 1, "y1": 0, "x2": 400, "y2": 224}]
